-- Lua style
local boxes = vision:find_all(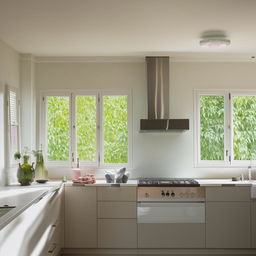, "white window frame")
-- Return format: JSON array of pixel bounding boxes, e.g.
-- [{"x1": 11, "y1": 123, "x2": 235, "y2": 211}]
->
[
  {"x1": 72, "y1": 90, "x2": 99, "y2": 167},
  {"x1": 194, "y1": 89, "x2": 256, "y2": 167},
  {"x1": 100, "y1": 91, "x2": 132, "y2": 168},
  {"x1": 7, "y1": 86, "x2": 20, "y2": 167},
  {"x1": 40, "y1": 89, "x2": 132, "y2": 168}
]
